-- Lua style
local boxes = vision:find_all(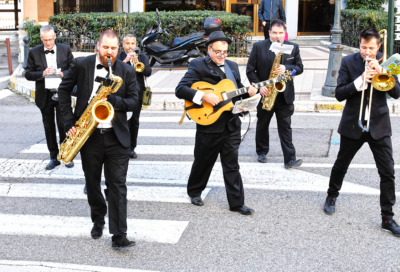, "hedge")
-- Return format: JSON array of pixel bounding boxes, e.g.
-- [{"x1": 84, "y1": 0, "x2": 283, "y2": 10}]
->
[
  {"x1": 23, "y1": 11, "x2": 252, "y2": 50},
  {"x1": 341, "y1": 9, "x2": 387, "y2": 48}
]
